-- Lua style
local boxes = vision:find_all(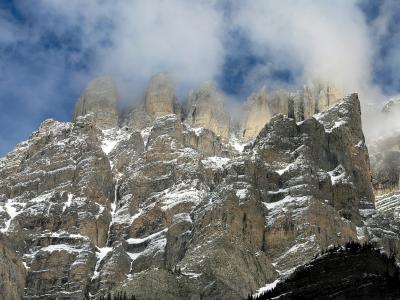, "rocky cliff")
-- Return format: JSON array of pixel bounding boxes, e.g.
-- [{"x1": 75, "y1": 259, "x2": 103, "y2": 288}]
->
[
  {"x1": 73, "y1": 78, "x2": 119, "y2": 129},
  {"x1": 0, "y1": 234, "x2": 26, "y2": 300},
  {"x1": 0, "y1": 76, "x2": 398, "y2": 299},
  {"x1": 124, "y1": 73, "x2": 181, "y2": 130},
  {"x1": 186, "y1": 82, "x2": 231, "y2": 141},
  {"x1": 240, "y1": 82, "x2": 343, "y2": 141}
]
